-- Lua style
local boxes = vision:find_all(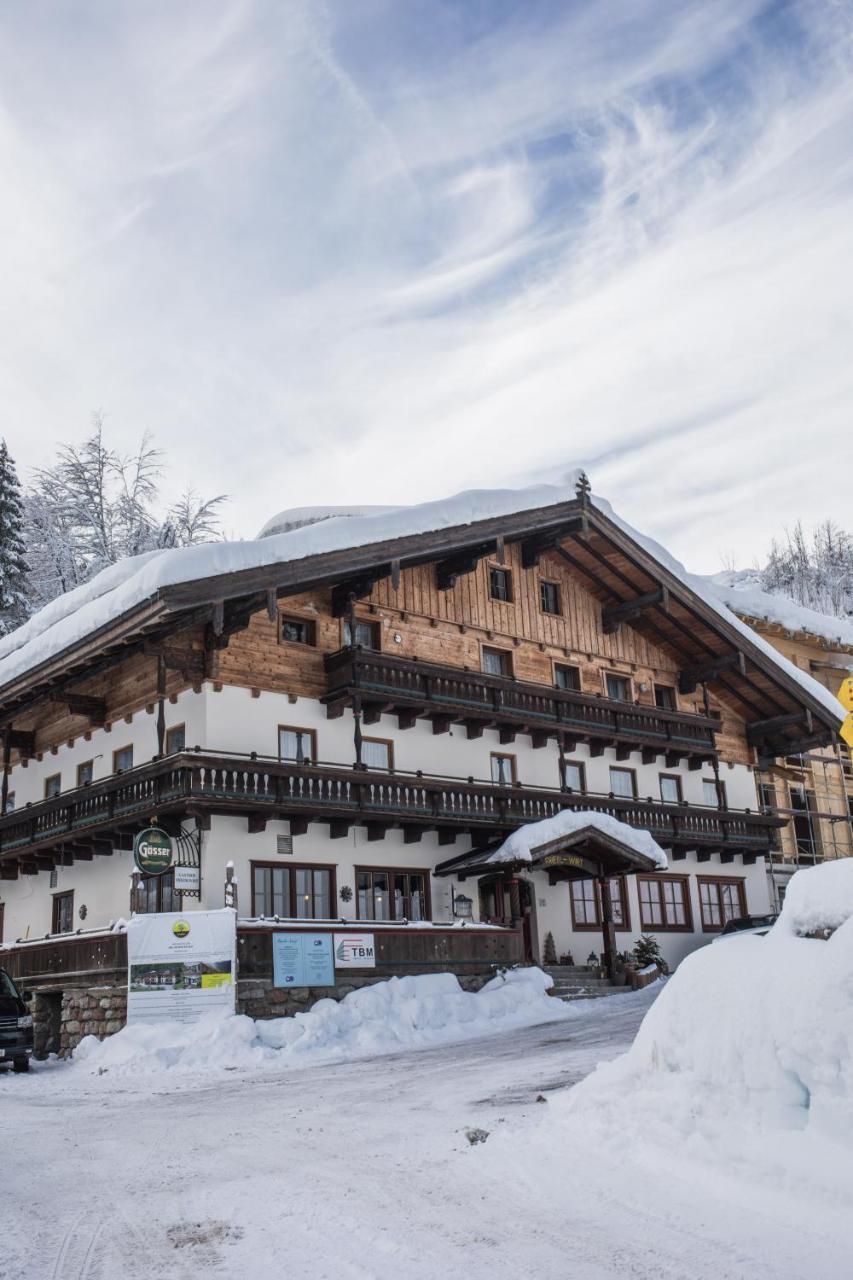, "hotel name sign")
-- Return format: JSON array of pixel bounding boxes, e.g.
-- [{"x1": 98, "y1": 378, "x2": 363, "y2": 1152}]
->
[{"x1": 541, "y1": 851, "x2": 599, "y2": 878}]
